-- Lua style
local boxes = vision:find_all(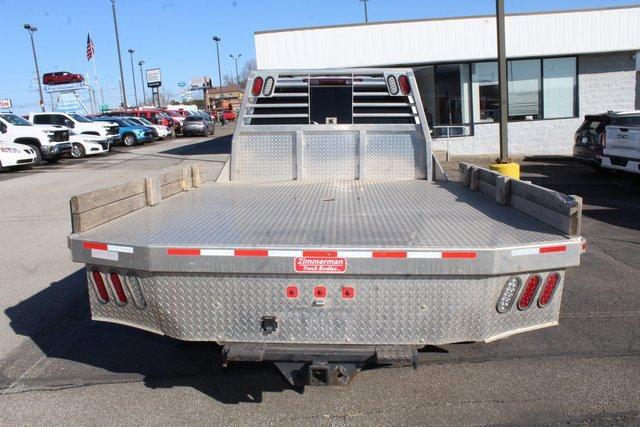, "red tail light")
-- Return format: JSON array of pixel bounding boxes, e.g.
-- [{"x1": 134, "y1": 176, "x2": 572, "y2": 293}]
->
[
  {"x1": 398, "y1": 75, "x2": 411, "y2": 95},
  {"x1": 517, "y1": 275, "x2": 541, "y2": 310},
  {"x1": 91, "y1": 270, "x2": 109, "y2": 303},
  {"x1": 538, "y1": 273, "x2": 560, "y2": 307},
  {"x1": 109, "y1": 273, "x2": 128, "y2": 304},
  {"x1": 251, "y1": 77, "x2": 264, "y2": 96}
]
